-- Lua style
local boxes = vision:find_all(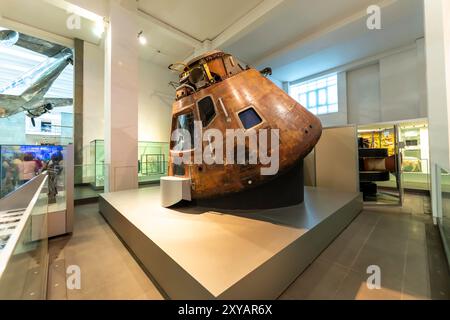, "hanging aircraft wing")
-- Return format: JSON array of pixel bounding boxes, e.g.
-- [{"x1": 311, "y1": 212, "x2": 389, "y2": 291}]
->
[
  {"x1": 0, "y1": 29, "x2": 66, "y2": 57},
  {"x1": 15, "y1": 33, "x2": 66, "y2": 57},
  {"x1": 42, "y1": 97, "x2": 73, "y2": 108},
  {"x1": 0, "y1": 94, "x2": 25, "y2": 117}
]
